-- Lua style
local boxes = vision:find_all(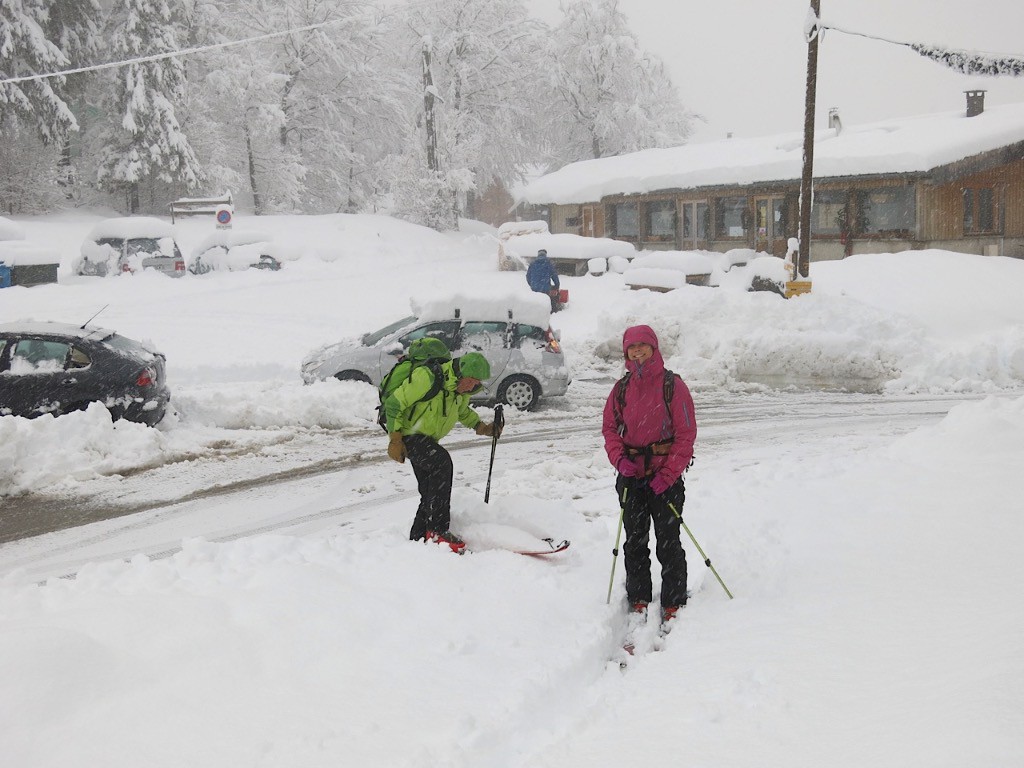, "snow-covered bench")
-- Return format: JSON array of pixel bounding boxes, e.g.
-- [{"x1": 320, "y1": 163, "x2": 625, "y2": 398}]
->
[{"x1": 169, "y1": 192, "x2": 233, "y2": 223}]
